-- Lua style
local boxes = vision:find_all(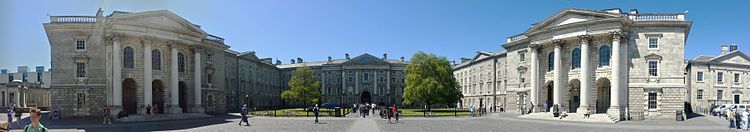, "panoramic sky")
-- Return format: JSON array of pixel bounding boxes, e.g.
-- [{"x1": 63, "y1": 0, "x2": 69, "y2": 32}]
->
[{"x1": 0, "y1": 0, "x2": 748, "y2": 72}]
